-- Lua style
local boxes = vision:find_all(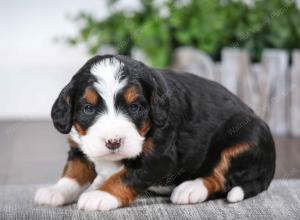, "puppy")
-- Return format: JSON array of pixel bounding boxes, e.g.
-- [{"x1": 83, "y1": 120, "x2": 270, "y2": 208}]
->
[{"x1": 34, "y1": 55, "x2": 276, "y2": 211}]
